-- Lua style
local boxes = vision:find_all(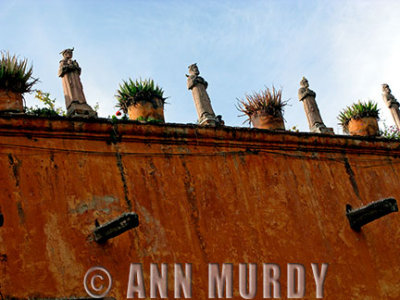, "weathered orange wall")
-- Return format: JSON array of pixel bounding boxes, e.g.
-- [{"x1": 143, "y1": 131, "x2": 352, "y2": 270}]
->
[{"x1": 1, "y1": 116, "x2": 400, "y2": 299}]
